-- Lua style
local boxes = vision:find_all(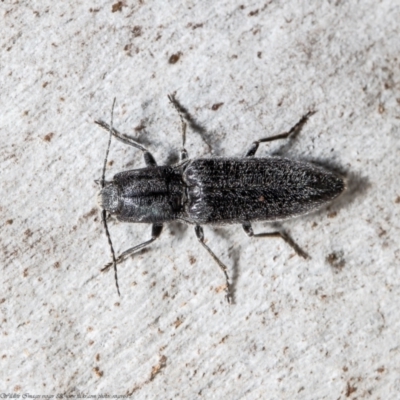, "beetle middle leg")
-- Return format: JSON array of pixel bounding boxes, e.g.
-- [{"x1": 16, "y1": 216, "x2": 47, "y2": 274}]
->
[
  {"x1": 194, "y1": 225, "x2": 232, "y2": 303},
  {"x1": 242, "y1": 221, "x2": 309, "y2": 259},
  {"x1": 245, "y1": 111, "x2": 315, "y2": 157},
  {"x1": 168, "y1": 94, "x2": 188, "y2": 161},
  {"x1": 101, "y1": 224, "x2": 163, "y2": 272}
]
